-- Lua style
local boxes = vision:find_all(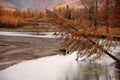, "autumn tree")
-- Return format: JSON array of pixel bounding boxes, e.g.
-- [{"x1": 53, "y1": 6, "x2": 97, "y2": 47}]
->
[
  {"x1": 64, "y1": 5, "x2": 71, "y2": 19},
  {"x1": 46, "y1": 9, "x2": 120, "y2": 63},
  {"x1": 96, "y1": 0, "x2": 120, "y2": 33},
  {"x1": 0, "y1": 9, "x2": 25, "y2": 28},
  {"x1": 110, "y1": 0, "x2": 120, "y2": 27},
  {"x1": 14, "y1": 9, "x2": 21, "y2": 17},
  {"x1": 70, "y1": 8, "x2": 76, "y2": 20},
  {"x1": 80, "y1": 0, "x2": 109, "y2": 30},
  {"x1": 52, "y1": 7, "x2": 65, "y2": 18}
]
